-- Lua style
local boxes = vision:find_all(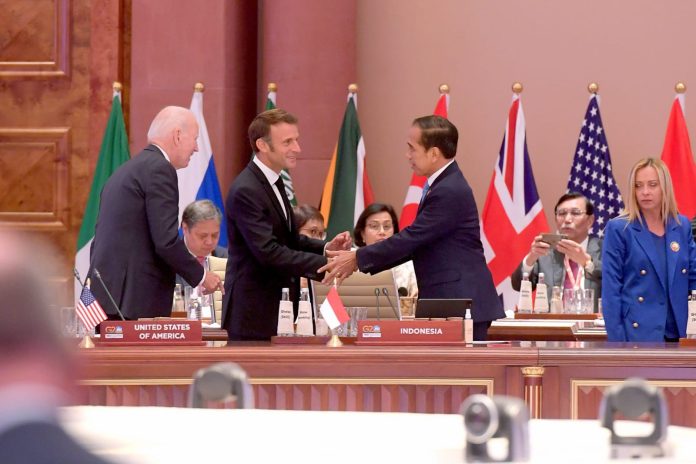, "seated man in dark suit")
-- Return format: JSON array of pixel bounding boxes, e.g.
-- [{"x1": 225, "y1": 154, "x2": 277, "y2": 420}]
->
[
  {"x1": 510, "y1": 192, "x2": 602, "y2": 311},
  {"x1": 182, "y1": 199, "x2": 228, "y2": 261},
  {"x1": 0, "y1": 231, "x2": 114, "y2": 463}
]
